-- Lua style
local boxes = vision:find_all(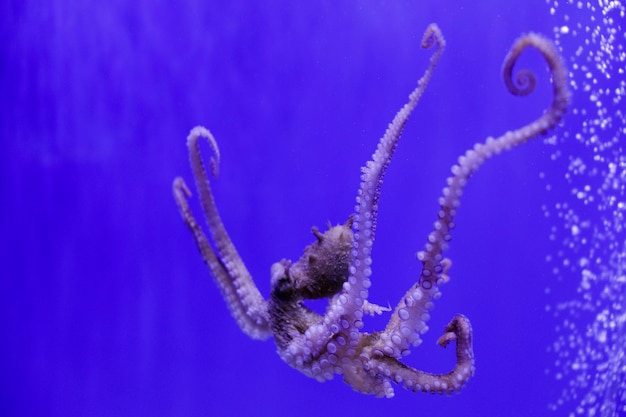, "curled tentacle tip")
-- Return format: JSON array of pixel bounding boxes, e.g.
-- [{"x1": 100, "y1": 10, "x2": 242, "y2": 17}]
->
[
  {"x1": 173, "y1": 177, "x2": 192, "y2": 198},
  {"x1": 422, "y1": 23, "x2": 444, "y2": 49},
  {"x1": 511, "y1": 69, "x2": 537, "y2": 96},
  {"x1": 436, "y1": 331, "x2": 456, "y2": 348},
  {"x1": 187, "y1": 125, "x2": 221, "y2": 178},
  {"x1": 502, "y1": 32, "x2": 568, "y2": 101}
]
